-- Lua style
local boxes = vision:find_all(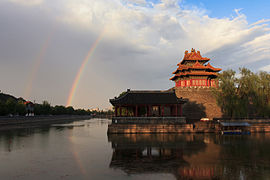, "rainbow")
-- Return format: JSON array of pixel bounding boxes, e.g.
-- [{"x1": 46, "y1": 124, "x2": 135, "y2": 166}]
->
[
  {"x1": 68, "y1": 131, "x2": 87, "y2": 176},
  {"x1": 66, "y1": 32, "x2": 104, "y2": 107},
  {"x1": 23, "y1": 26, "x2": 56, "y2": 100}
]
